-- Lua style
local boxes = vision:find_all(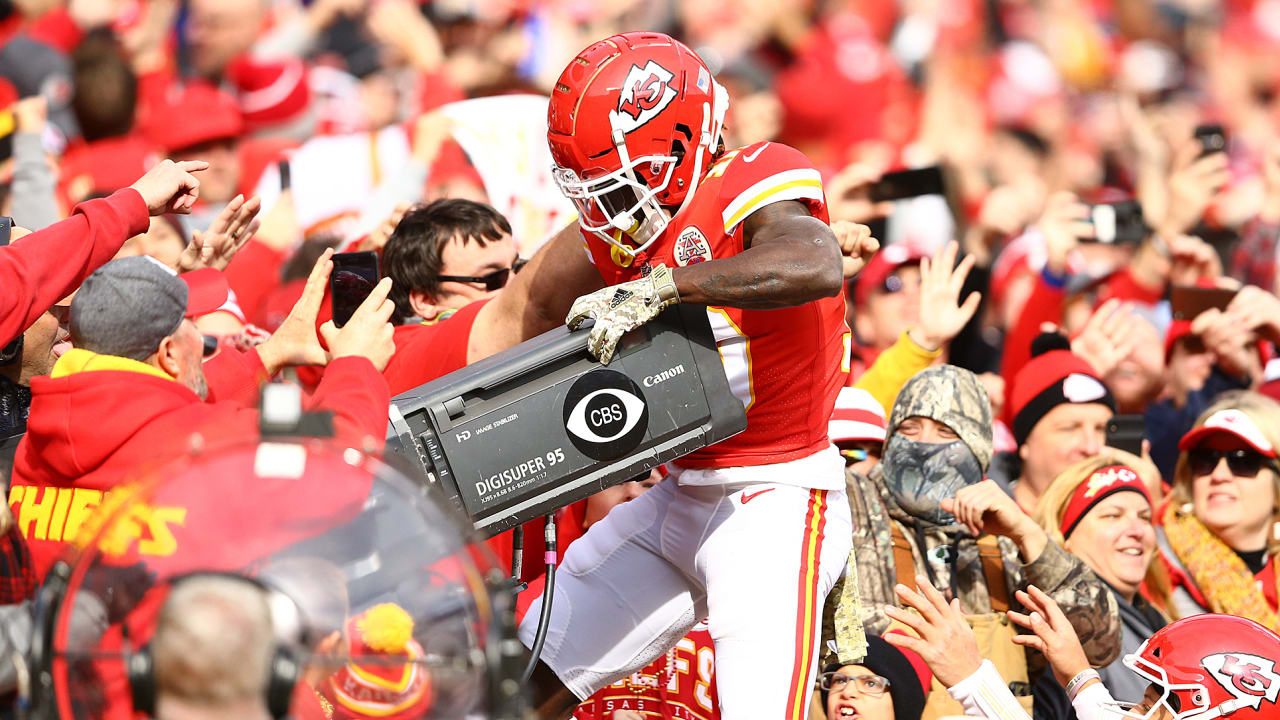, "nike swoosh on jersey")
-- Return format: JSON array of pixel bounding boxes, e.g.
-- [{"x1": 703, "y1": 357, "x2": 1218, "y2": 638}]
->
[
  {"x1": 742, "y1": 143, "x2": 770, "y2": 163},
  {"x1": 740, "y1": 488, "x2": 776, "y2": 504}
]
